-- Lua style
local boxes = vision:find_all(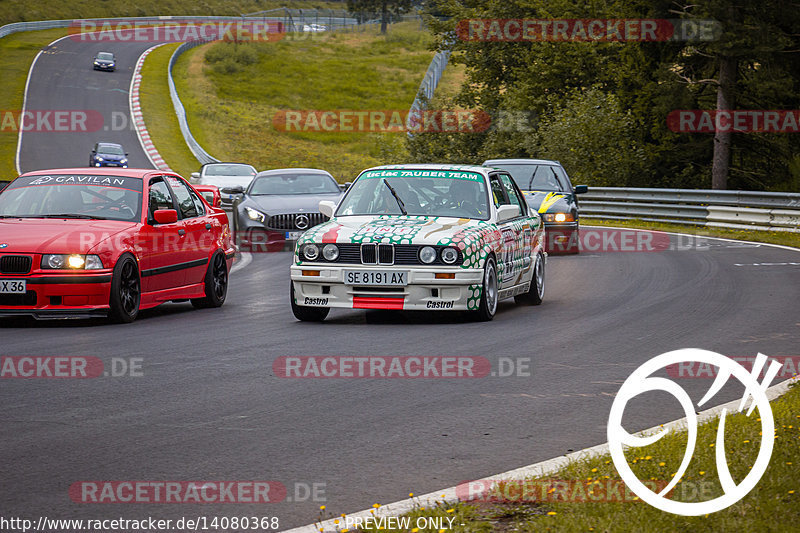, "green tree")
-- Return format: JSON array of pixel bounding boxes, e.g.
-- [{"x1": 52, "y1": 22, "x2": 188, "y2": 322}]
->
[{"x1": 348, "y1": 0, "x2": 414, "y2": 34}]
